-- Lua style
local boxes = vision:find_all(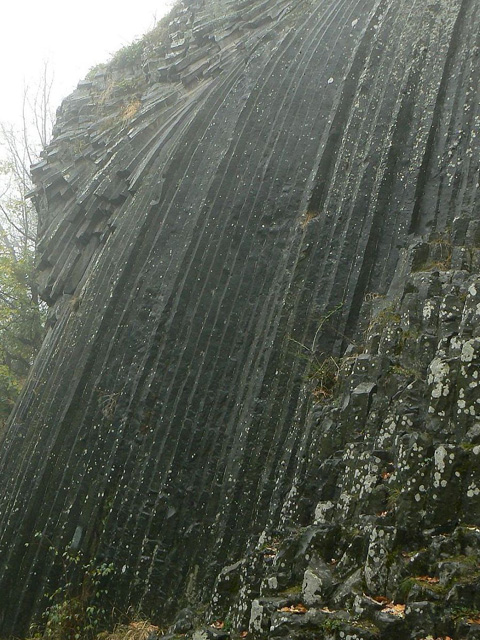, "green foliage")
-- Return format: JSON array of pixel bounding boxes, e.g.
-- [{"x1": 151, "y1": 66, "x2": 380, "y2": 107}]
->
[
  {"x1": 386, "y1": 487, "x2": 401, "y2": 509},
  {"x1": 351, "y1": 619, "x2": 380, "y2": 633},
  {"x1": 86, "y1": 63, "x2": 107, "y2": 80},
  {"x1": 108, "y1": 11, "x2": 172, "y2": 70},
  {"x1": 397, "y1": 577, "x2": 417, "y2": 601},
  {"x1": 279, "y1": 584, "x2": 302, "y2": 596},
  {"x1": 34, "y1": 534, "x2": 115, "y2": 640},
  {"x1": 389, "y1": 363, "x2": 422, "y2": 380},
  {"x1": 320, "y1": 616, "x2": 343, "y2": 632},
  {"x1": 44, "y1": 564, "x2": 114, "y2": 640},
  {"x1": 398, "y1": 575, "x2": 448, "y2": 602},
  {"x1": 451, "y1": 606, "x2": 480, "y2": 621},
  {"x1": 110, "y1": 40, "x2": 144, "y2": 68},
  {"x1": 0, "y1": 238, "x2": 45, "y2": 426},
  {"x1": 142, "y1": 14, "x2": 171, "y2": 48},
  {"x1": 0, "y1": 79, "x2": 51, "y2": 431}
]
